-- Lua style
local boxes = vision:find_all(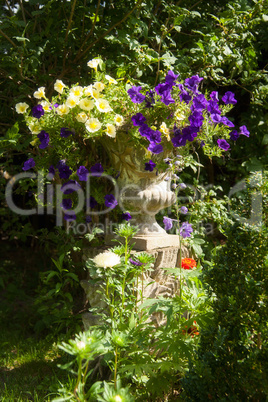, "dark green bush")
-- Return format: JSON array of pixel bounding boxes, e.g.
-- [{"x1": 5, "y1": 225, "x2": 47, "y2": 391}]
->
[{"x1": 182, "y1": 172, "x2": 268, "y2": 401}]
